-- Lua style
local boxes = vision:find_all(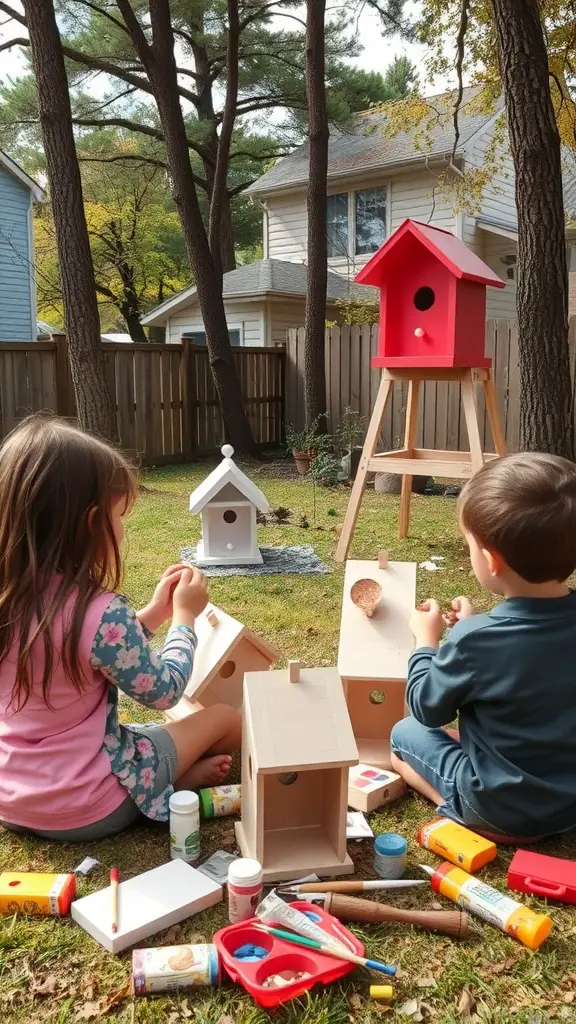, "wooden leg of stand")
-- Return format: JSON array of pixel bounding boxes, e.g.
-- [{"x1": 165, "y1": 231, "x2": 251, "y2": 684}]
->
[
  {"x1": 335, "y1": 375, "x2": 393, "y2": 561},
  {"x1": 483, "y1": 376, "x2": 506, "y2": 456},
  {"x1": 461, "y1": 370, "x2": 485, "y2": 474},
  {"x1": 398, "y1": 378, "x2": 420, "y2": 539}
]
